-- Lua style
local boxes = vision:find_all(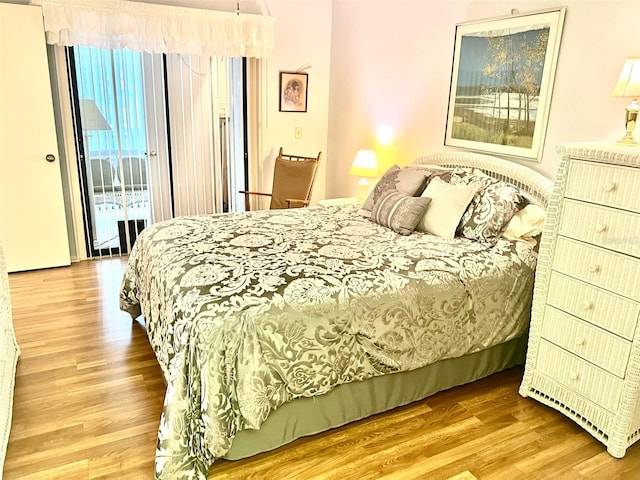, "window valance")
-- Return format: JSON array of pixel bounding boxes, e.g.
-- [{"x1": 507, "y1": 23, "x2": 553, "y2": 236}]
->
[{"x1": 29, "y1": 0, "x2": 275, "y2": 58}]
